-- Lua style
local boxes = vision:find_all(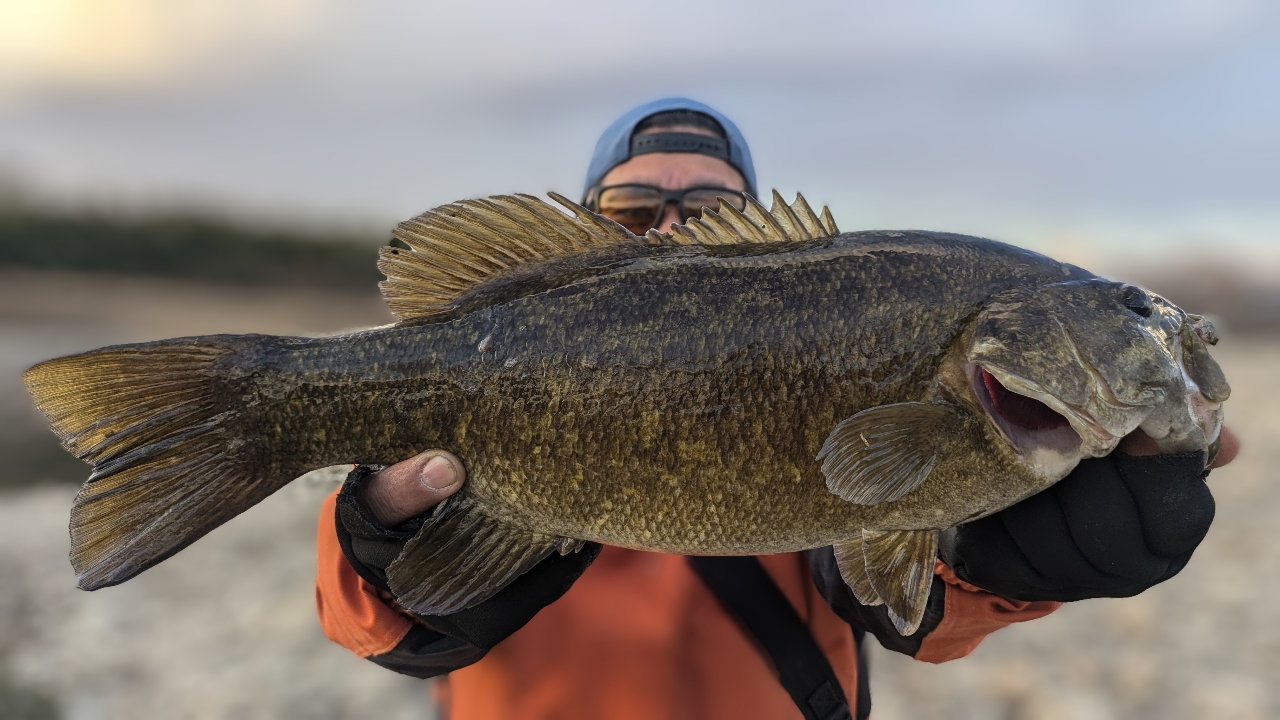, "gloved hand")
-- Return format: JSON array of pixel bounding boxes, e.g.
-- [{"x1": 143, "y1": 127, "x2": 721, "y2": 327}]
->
[{"x1": 941, "y1": 449, "x2": 1218, "y2": 602}]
